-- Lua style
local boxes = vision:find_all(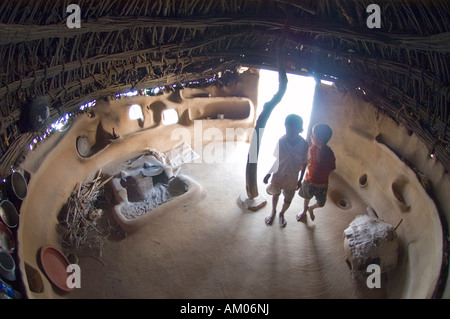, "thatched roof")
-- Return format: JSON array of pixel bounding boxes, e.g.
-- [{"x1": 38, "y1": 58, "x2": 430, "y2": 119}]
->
[{"x1": 0, "y1": 0, "x2": 449, "y2": 174}]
